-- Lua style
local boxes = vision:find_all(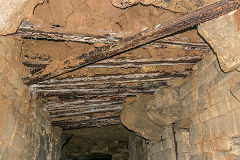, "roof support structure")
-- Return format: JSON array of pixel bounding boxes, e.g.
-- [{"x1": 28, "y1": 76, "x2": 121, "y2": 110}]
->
[{"x1": 23, "y1": 0, "x2": 240, "y2": 85}]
